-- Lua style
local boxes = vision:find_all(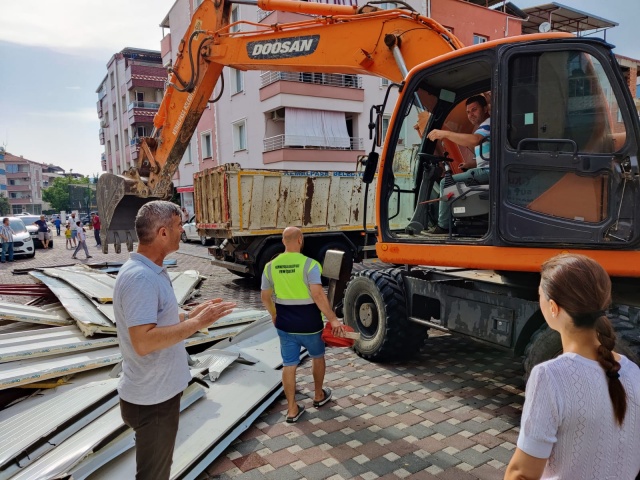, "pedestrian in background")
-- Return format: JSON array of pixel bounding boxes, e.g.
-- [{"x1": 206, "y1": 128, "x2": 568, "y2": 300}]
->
[
  {"x1": 261, "y1": 227, "x2": 344, "y2": 423},
  {"x1": 65, "y1": 224, "x2": 72, "y2": 249},
  {"x1": 92, "y1": 212, "x2": 102, "y2": 247},
  {"x1": 505, "y1": 253, "x2": 640, "y2": 480},
  {"x1": 71, "y1": 221, "x2": 92, "y2": 260},
  {"x1": 34, "y1": 215, "x2": 51, "y2": 249},
  {"x1": 0, "y1": 218, "x2": 15, "y2": 263},
  {"x1": 69, "y1": 212, "x2": 78, "y2": 247},
  {"x1": 53, "y1": 216, "x2": 61, "y2": 236},
  {"x1": 114, "y1": 200, "x2": 236, "y2": 480},
  {"x1": 181, "y1": 207, "x2": 190, "y2": 224}
]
